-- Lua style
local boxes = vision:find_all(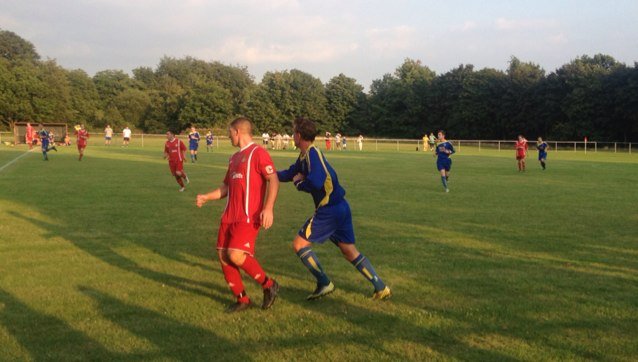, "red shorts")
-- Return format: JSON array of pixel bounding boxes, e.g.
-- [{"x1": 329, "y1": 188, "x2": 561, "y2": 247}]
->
[
  {"x1": 217, "y1": 222, "x2": 260, "y2": 256},
  {"x1": 168, "y1": 160, "x2": 184, "y2": 175},
  {"x1": 77, "y1": 143, "x2": 86, "y2": 150}
]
